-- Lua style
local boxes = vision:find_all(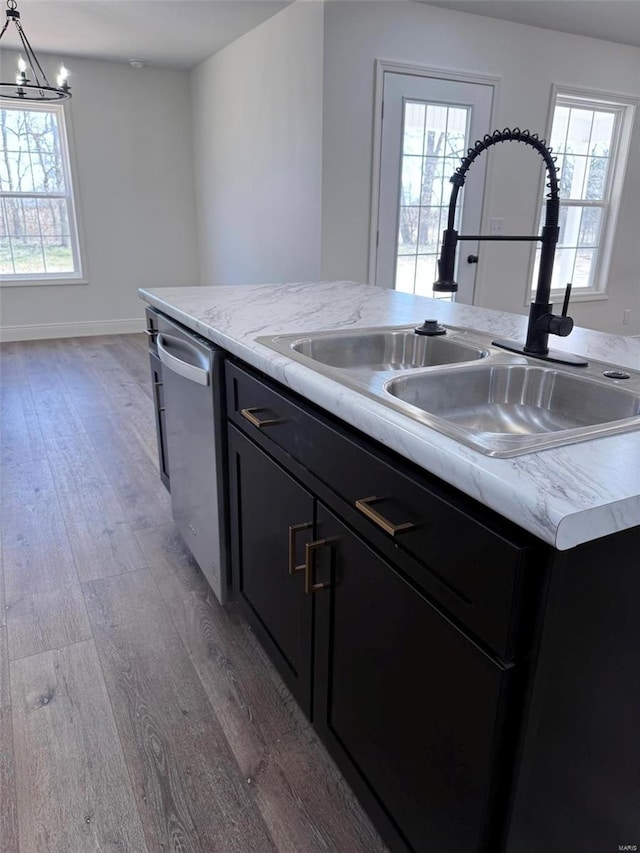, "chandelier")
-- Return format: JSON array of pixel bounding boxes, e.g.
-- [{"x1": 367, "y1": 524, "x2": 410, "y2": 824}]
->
[{"x1": 0, "y1": 0, "x2": 71, "y2": 102}]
